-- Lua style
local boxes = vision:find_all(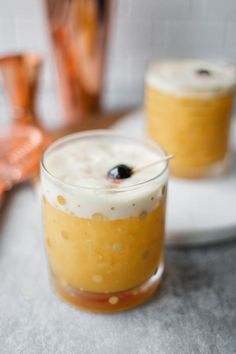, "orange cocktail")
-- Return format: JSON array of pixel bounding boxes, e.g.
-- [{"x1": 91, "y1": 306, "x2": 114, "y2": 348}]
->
[
  {"x1": 41, "y1": 131, "x2": 168, "y2": 312},
  {"x1": 146, "y1": 60, "x2": 236, "y2": 178}
]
